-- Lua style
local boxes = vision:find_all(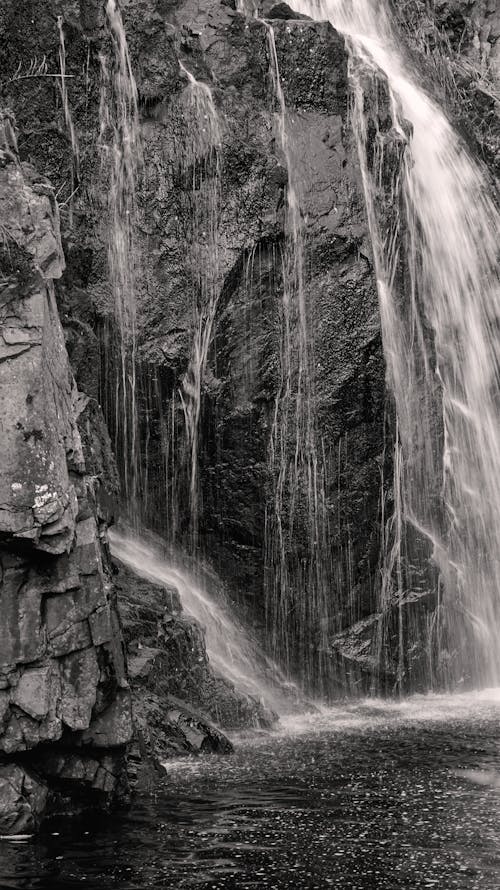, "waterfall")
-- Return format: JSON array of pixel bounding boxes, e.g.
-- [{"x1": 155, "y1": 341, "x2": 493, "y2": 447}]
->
[
  {"x1": 260, "y1": 20, "x2": 333, "y2": 694},
  {"x1": 98, "y1": 0, "x2": 142, "y2": 515},
  {"x1": 292, "y1": 0, "x2": 500, "y2": 687},
  {"x1": 109, "y1": 527, "x2": 300, "y2": 715},
  {"x1": 177, "y1": 63, "x2": 223, "y2": 548}
]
